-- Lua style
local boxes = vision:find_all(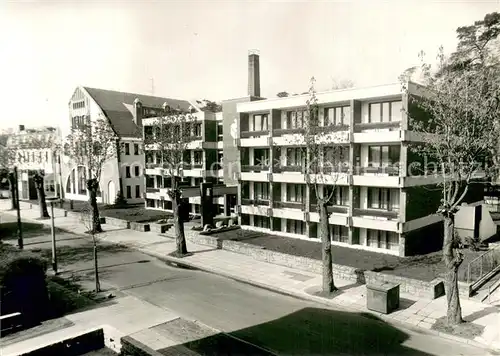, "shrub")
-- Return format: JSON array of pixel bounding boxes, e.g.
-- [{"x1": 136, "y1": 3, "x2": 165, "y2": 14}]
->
[
  {"x1": 114, "y1": 190, "x2": 127, "y2": 207},
  {"x1": 0, "y1": 253, "x2": 49, "y2": 325}
]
